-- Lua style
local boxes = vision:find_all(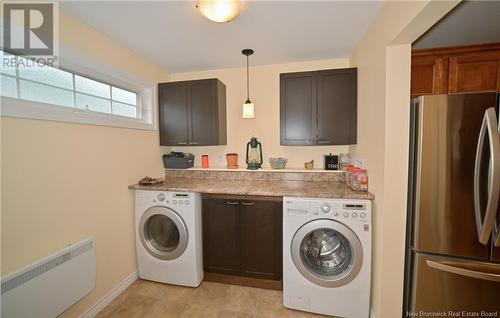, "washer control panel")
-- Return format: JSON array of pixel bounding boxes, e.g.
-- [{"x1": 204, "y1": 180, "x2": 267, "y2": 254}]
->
[{"x1": 285, "y1": 198, "x2": 370, "y2": 222}]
